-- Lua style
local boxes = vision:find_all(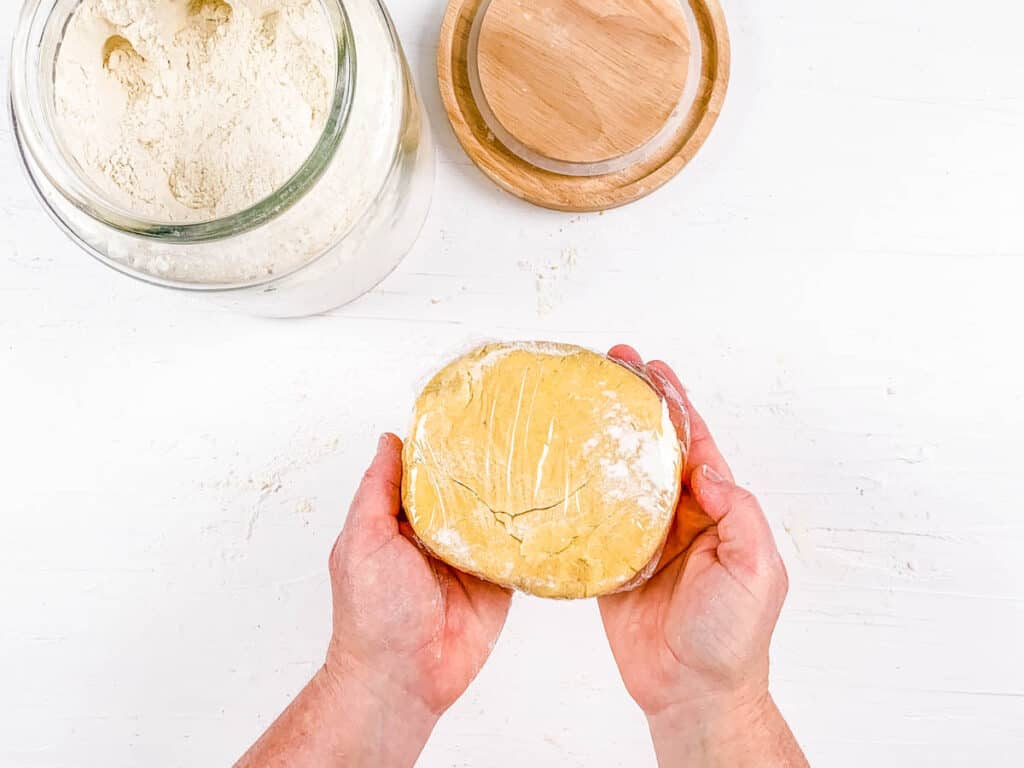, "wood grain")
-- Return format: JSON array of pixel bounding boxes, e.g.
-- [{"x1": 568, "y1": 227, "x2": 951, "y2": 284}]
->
[
  {"x1": 438, "y1": 0, "x2": 730, "y2": 211},
  {"x1": 477, "y1": 0, "x2": 690, "y2": 165}
]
